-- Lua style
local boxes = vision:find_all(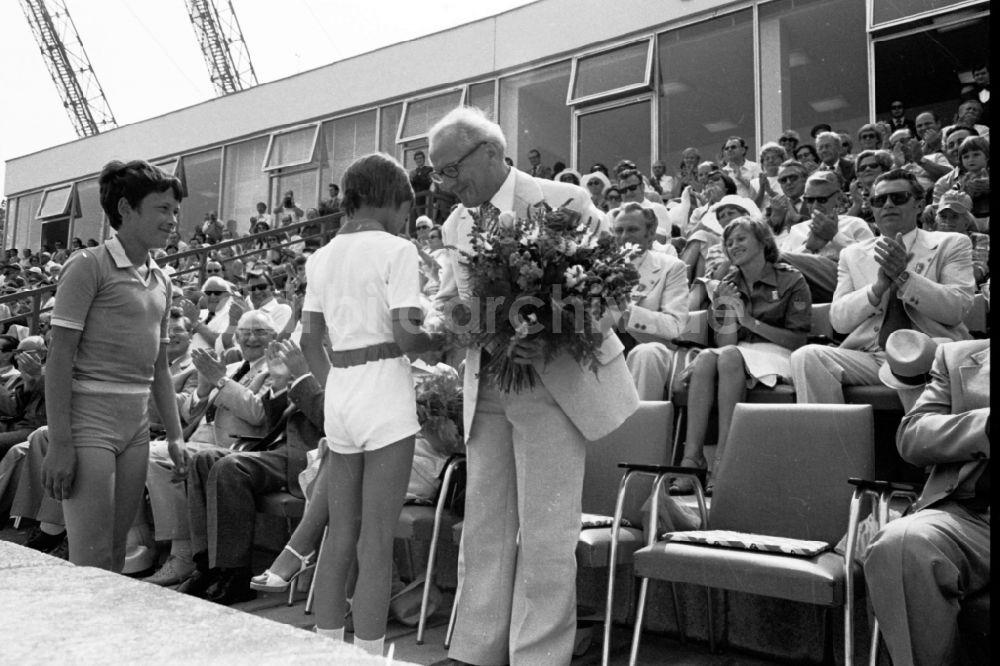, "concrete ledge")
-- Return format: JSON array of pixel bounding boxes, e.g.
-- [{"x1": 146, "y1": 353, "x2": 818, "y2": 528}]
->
[{"x1": 0, "y1": 541, "x2": 415, "y2": 665}]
